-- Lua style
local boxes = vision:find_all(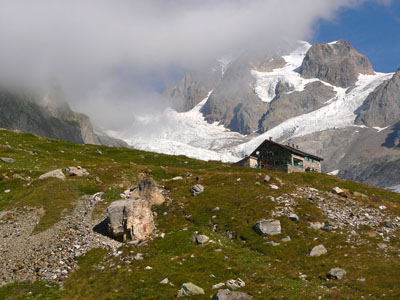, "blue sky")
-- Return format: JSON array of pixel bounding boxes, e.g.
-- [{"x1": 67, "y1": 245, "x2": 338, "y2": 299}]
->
[{"x1": 314, "y1": 1, "x2": 400, "y2": 73}]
